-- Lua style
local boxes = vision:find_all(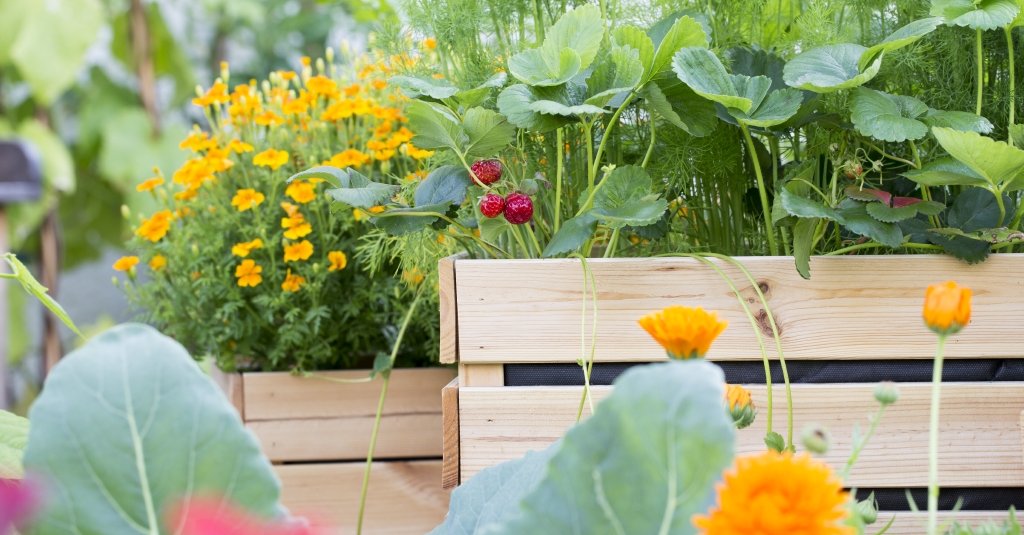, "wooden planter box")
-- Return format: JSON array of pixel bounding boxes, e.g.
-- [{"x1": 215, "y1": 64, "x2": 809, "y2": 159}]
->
[
  {"x1": 439, "y1": 255, "x2": 1024, "y2": 534},
  {"x1": 214, "y1": 367, "x2": 455, "y2": 534}
]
